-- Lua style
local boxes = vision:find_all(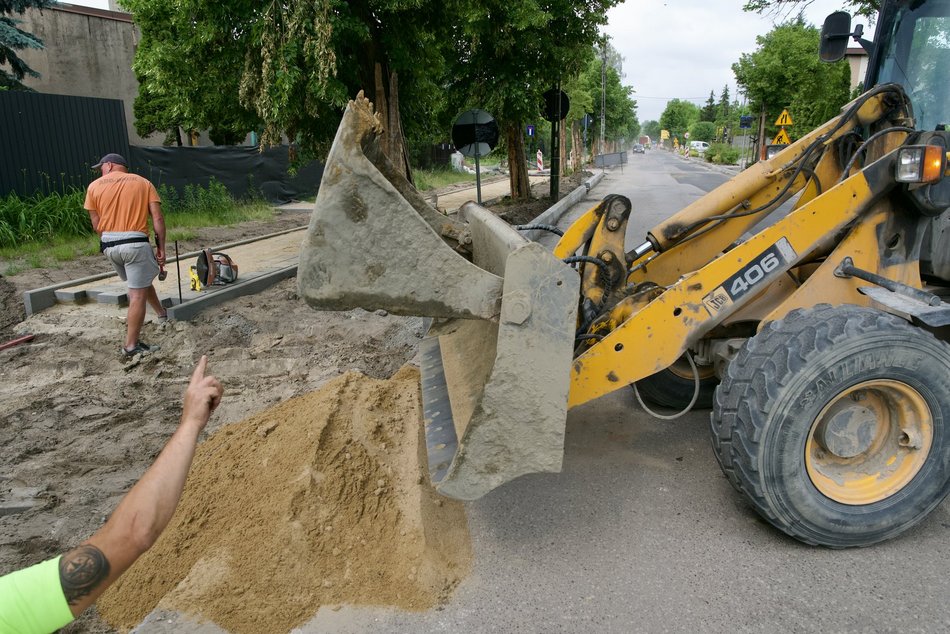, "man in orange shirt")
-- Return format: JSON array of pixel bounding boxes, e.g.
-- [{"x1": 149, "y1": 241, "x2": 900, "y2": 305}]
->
[{"x1": 84, "y1": 153, "x2": 168, "y2": 356}]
